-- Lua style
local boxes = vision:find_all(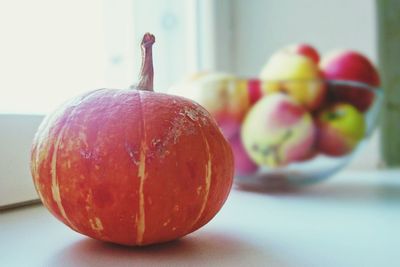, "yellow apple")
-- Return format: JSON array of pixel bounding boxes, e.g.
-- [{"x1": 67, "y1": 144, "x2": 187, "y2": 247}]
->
[
  {"x1": 241, "y1": 93, "x2": 316, "y2": 167},
  {"x1": 169, "y1": 72, "x2": 250, "y2": 139},
  {"x1": 260, "y1": 51, "x2": 326, "y2": 111},
  {"x1": 282, "y1": 43, "x2": 320, "y2": 63}
]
